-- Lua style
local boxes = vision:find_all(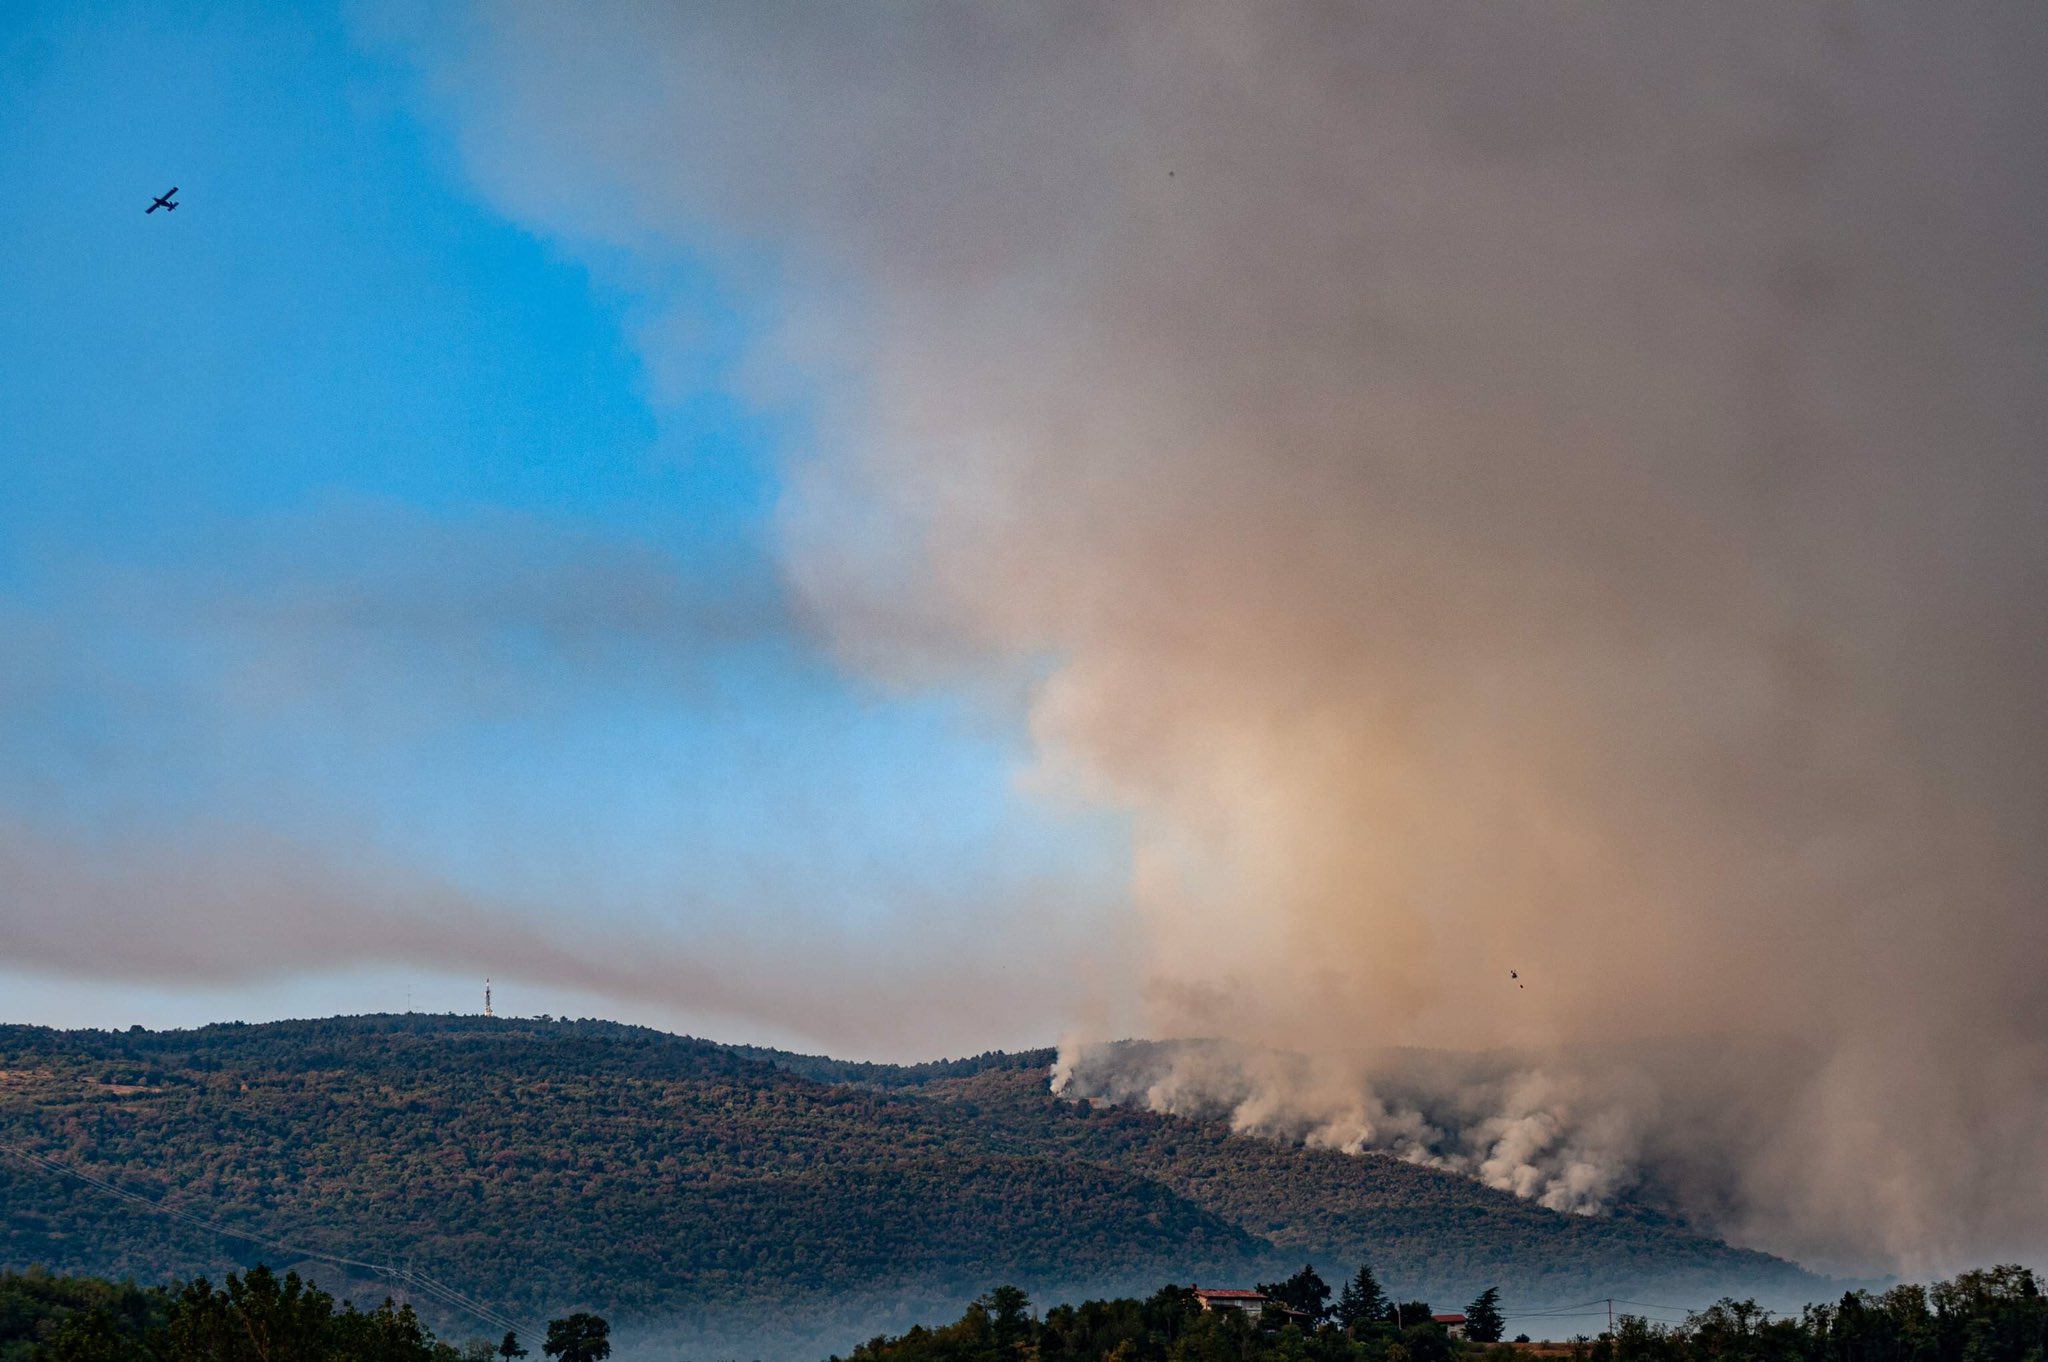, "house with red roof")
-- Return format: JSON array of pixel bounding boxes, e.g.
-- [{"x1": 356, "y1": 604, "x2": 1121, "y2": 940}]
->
[{"x1": 1192, "y1": 1287, "x2": 1270, "y2": 1315}]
